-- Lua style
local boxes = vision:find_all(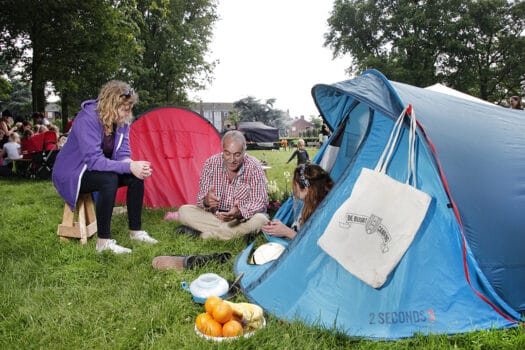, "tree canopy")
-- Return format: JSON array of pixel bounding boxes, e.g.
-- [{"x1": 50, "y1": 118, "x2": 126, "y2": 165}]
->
[
  {"x1": 325, "y1": 0, "x2": 525, "y2": 102},
  {"x1": 234, "y1": 96, "x2": 288, "y2": 133},
  {"x1": 0, "y1": 0, "x2": 217, "y2": 128}
]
